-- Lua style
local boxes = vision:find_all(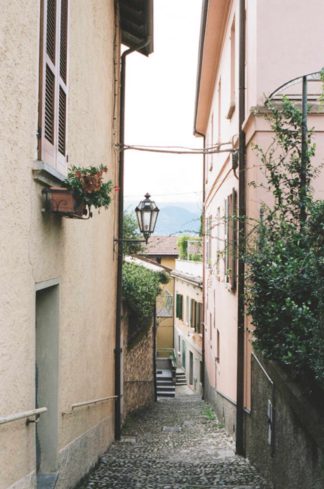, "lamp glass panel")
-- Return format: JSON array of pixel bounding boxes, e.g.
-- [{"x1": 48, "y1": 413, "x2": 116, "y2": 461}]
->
[
  {"x1": 150, "y1": 209, "x2": 159, "y2": 232},
  {"x1": 142, "y1": 209, "x2": 151, "y2": 231}
]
